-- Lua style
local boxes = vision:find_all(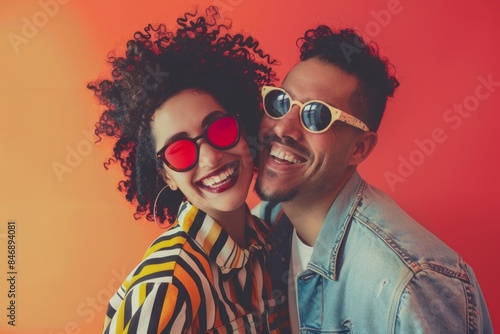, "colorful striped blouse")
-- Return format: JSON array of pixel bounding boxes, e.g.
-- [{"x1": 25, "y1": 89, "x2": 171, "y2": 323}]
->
[{"x1": 102, "y1": 201, "x2": 290, "y2": 333}]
